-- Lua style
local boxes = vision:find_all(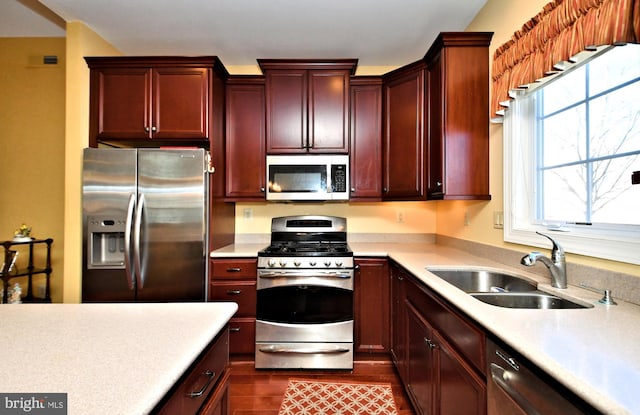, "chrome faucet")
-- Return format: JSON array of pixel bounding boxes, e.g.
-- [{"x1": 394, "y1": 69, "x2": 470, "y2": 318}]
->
[{"x1": 520, "y1": 232, "x2": 567, "y2": 289}]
